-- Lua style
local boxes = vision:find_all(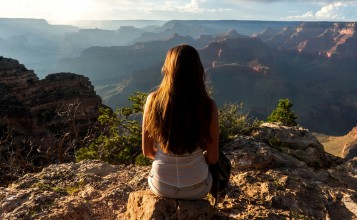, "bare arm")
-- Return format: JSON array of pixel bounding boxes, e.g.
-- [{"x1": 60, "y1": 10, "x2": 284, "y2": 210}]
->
[
  {"x1": 142, "y1": 93, "x2": 156, "y2": 160},
  {"x1": 205, "y1": 100, "x2": 219, "y2": 164}
]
